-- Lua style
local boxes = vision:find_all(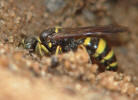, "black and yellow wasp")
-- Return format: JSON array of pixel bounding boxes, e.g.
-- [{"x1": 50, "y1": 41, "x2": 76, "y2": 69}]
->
[{"x1": 21, "y1": 25, "x2": 127, "y2": 71}]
